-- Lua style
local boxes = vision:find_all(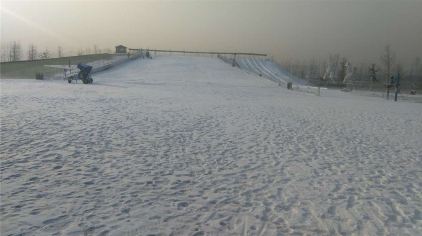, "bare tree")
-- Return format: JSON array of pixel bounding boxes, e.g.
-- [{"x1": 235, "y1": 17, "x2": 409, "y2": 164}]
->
[
  {"x1": 338, "y1": 57, "x2": 348, "y2": 83},
  {"x1": 380, "y1": 45, "x2": 396, "y2": 84},
  {"x1": 412, "y1": 57, "x2": 421, "y2": 76},
  {"x1": 320, "y1": 60, "x2": 327, "y2": 79},
  {"x1": 9, "y1": 41, "x2": 22, "y2": 61},
  {"x1": 1, "y1": 43, "x2": 9, "y2": 62},
  {"x1": 40, "y1": 49, "x2": 50, "y2": 59},
  {"x1": 307, "y1": 58, "x2": 319, "y2": 80},
  {"x1": 28, "y1": 44, "x2": 37, "y2": 60},
  {"x1": 344, "y1": 60, "x2": 354, "y2": 85},
  {"x1": 295, "y1": 60, "x2": 305, "y2": 79},
  {"x1": 93, "y1": 45, "x2": 98, "y2": 54},
  {"x1": 323, "y1": 54, "x2": 340, "y2": 83},
  {"x1": 396, "y1": 63, "x2": 403, "y2": 75},
  {"x1": 57, "y1": 46, "x2": 63, "y2": 58},
  {"x1": 415, "y1": 57, "x2": 422, "y2": 89}
]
